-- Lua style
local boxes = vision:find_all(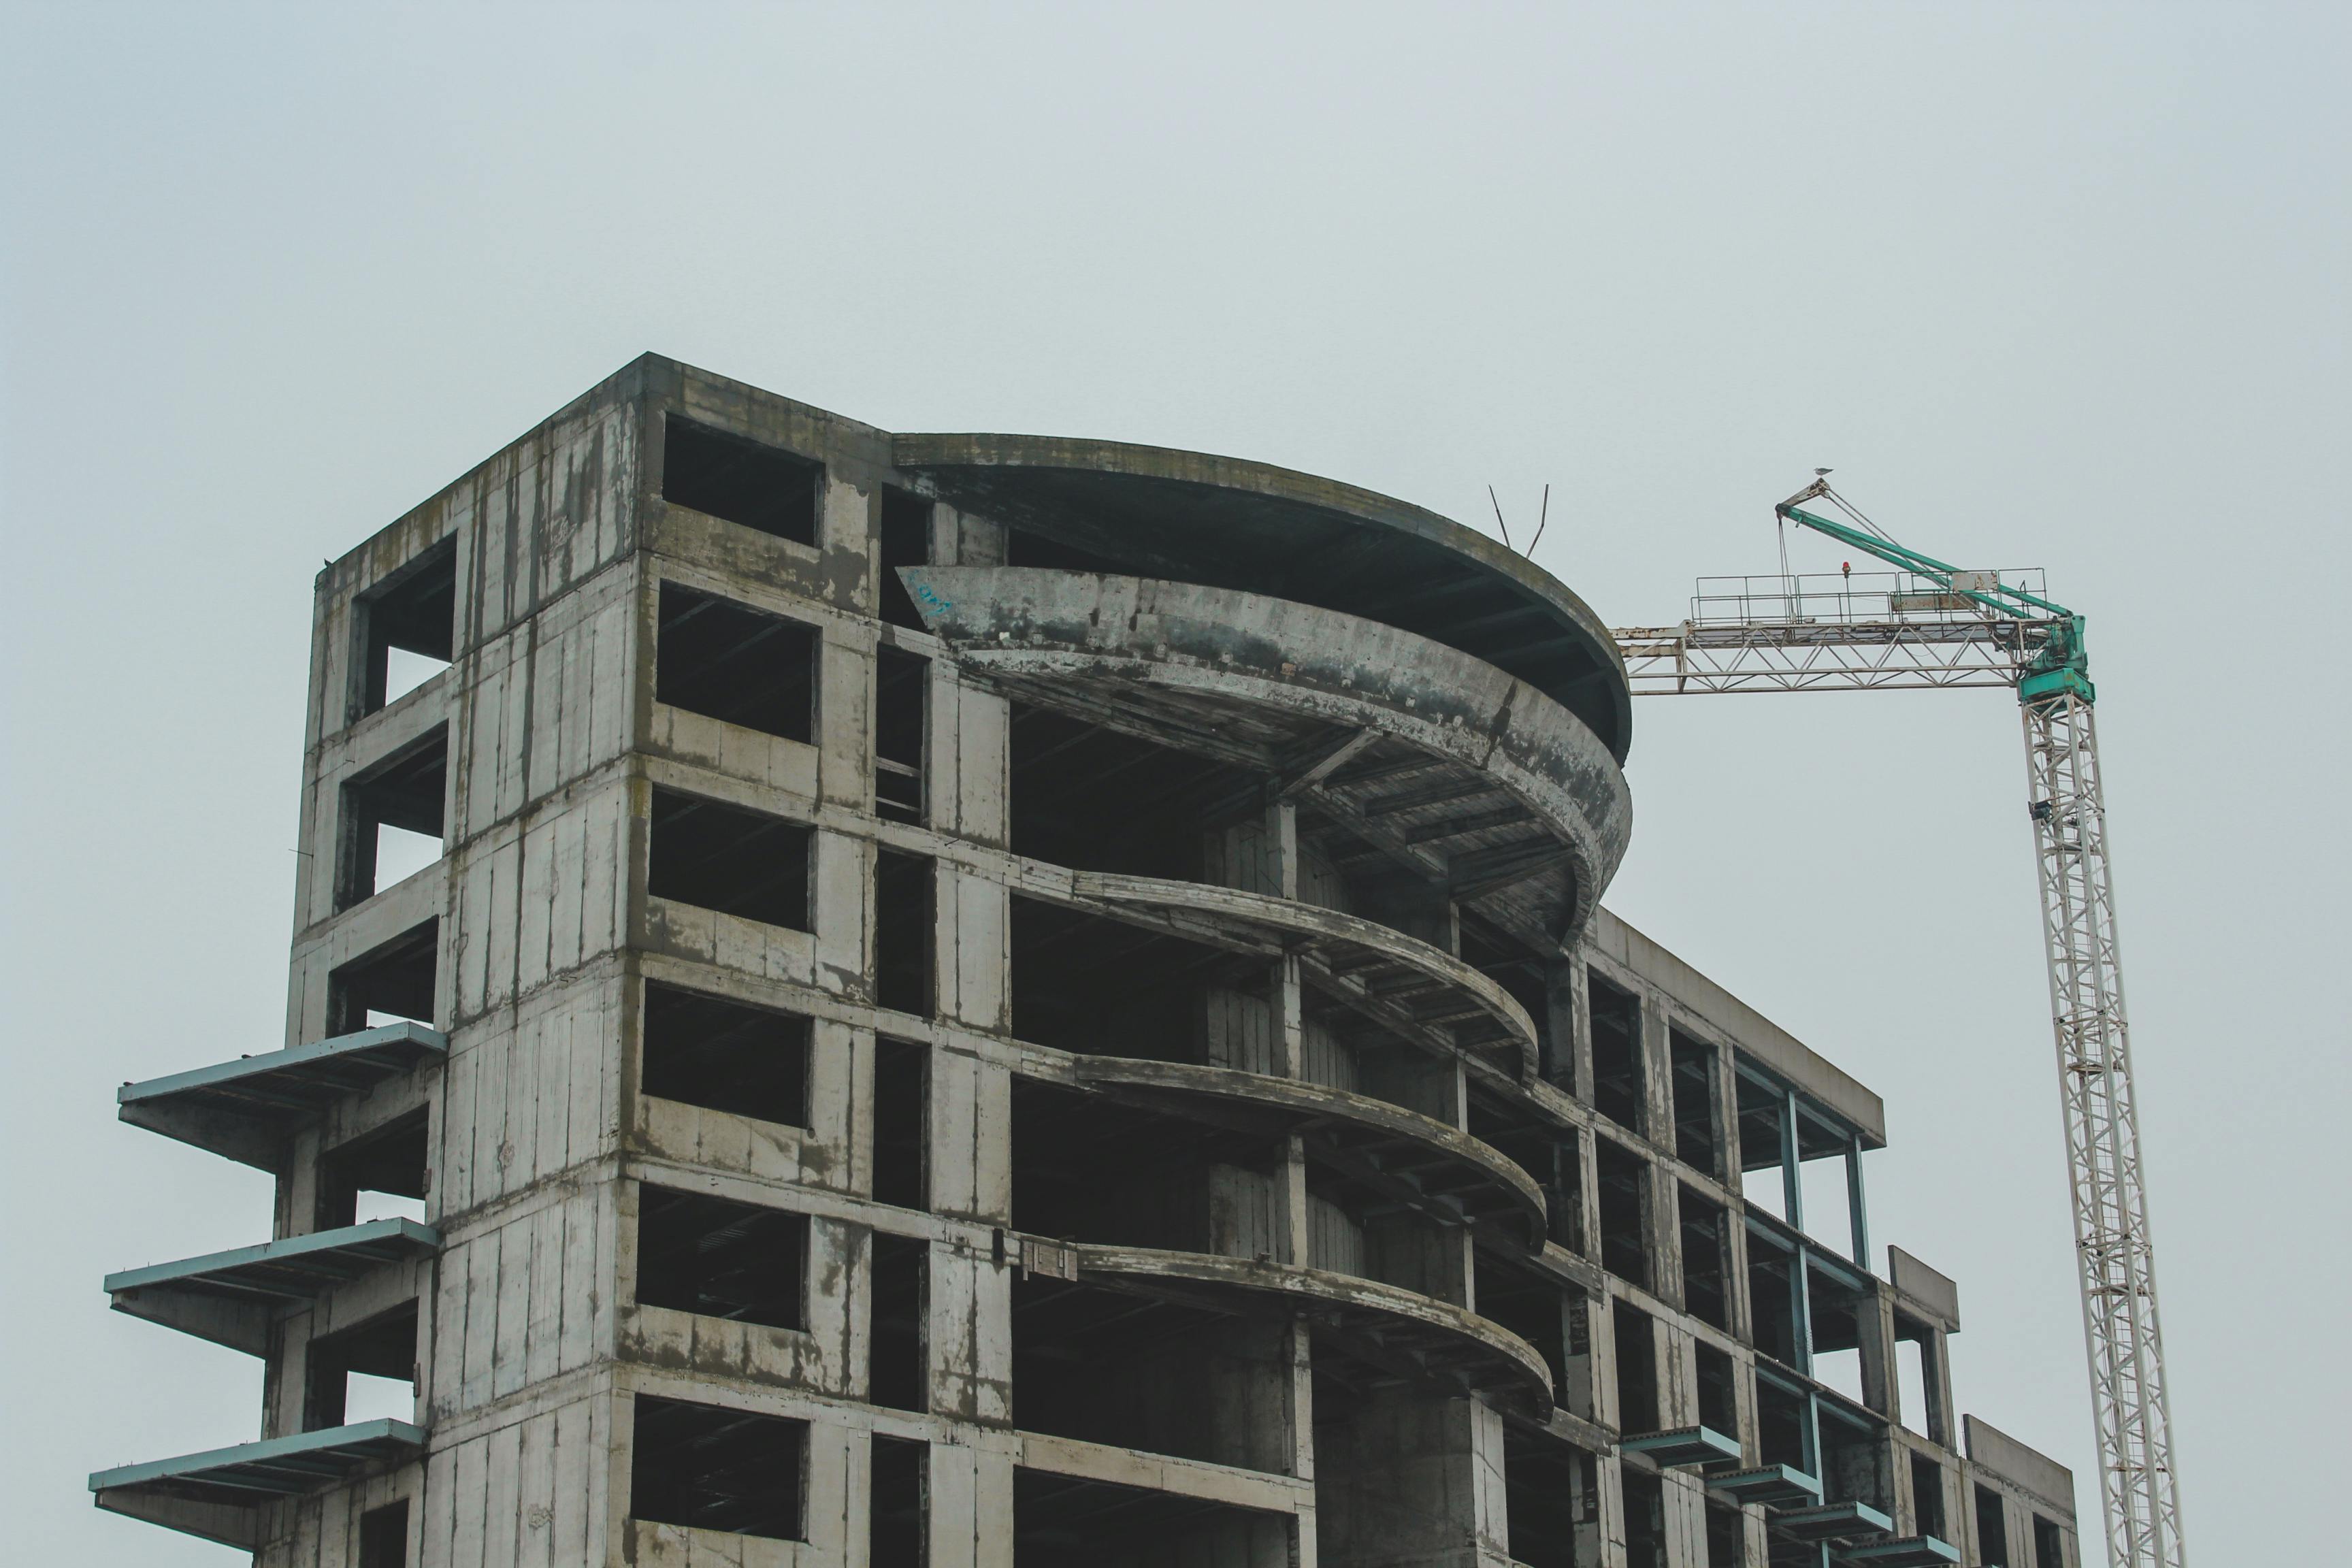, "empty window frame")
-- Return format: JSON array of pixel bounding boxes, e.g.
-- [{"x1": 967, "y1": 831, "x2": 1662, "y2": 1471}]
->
[
  {"x1": 1669, "y1": 1029, "x2": 1722, "y2": 1177},
  {"x1": 1679, "y1": 1186, "x2": 1731, "y2": 1330},
  {"x1": 647, "y1": 788, "x2": 812, "y2": 931},
  {"x1": 1612, "y1": 1301, "x2": 1659, "y2": 1435},
  {"x1": 662, "y1": 417, "x2": 819, "y2": 546},
  {"x1": 640, "y1": 981, "x2": 811, "y2": 1129},
  {"x1": 873, "y1": 1036, "x2": 928, "y2": 1209},
  {"x1": 1621, "y1": 1464, "x2": 1667, "y2": 1568},
  {"x1": 316, "y1": 1109, "x2": 429, "y2": 1228},
  {"x1": 634, "y1": 1186, "x2": 807, "y2": 1331},
  {"x1": 875, "y1": 851, "x2": 934, "y2": 1015},
  {"x1": 1753, "y1": 1369, "x2": 1812, "y2": 1475},
  {"x1": 630, "y1": 1394, "x2": 806, "y2": 1541},
  {"x1": 1820, "y1": 1404, "x2": 1889, "y2": 1512},
  {"x1": 1588, "y1": 973, "x2": 1644, "y2": 1132},
  {"x1": 354, "y1": 539, "x2": 456, "y2": 719},
  {"x1": 870, "y1": 1435, "x2": 926, "y2": 1567},
  {"x1": 1893, "y1": 1311, "x2": 1948, "y2": 1442},
  {"x1": 1593, "y1": 1138, "x2": 1650, "y2": 1288},
  {"x1": 879, "y1": 488, "x2": 933, "y2": 632},
  {"x1": 357, "y1": 1501, "x2": 410, "y2": 1568},
  {"x1": 328, "y1": 920, "x2": 439, "y2": 1034},
  {"x1": 1806, "y1": 1257, "x2": 1872, "y2": 1407},
  {"x1": 1910, "y1": 1453, "x2": 1948, "y2": 1543},
  {"x1": 1695, "y1": 1340, "x2": 1738, "y2": 1441},
  {"x1": 1501, "y1": 1428, "x2": 1590, "y2": 1568},
  {"x1": 1976, "y1": 1484, "x2": 2011, "y2": 1567},
  {"x1": 870, "y1": 1232, "x2": 927, "y2": 1412},
  {"x1": 875, "y1": 646, "x2": 928, "y2": 822},
  {"x1": 337, "y1": 725, "x2": 448, "y2": 910},
  {"x1": 1703, "y1": 1497, "x2": 1743, "y2": 1568},
  {"x1": 305, "y1": 1302, "x2": 419, "y2": 1429},
  {"x1": 1013, "y1": 1467, "x2": 1292, "y2": 1566},
  {"x1": 655, "y1": 582, "x2": 817, "y2": 742},
  {"x1": 2032, "y1": 1514, "x2": 2065, "y2": 1568},
  {"x1": 1745, "y1": 1227, "x2": 1799, "y2": 1367}
]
